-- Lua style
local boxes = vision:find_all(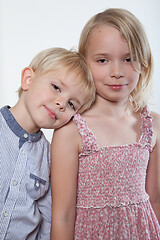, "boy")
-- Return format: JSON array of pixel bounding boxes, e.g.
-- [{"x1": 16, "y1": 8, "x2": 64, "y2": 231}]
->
[{"x1": 0, "y1": 47, "x2": 95, "y2": 239}]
